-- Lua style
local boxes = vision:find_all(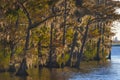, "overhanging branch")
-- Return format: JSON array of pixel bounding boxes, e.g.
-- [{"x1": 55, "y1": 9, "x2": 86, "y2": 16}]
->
[
  {"x1": 29, "y1": 14, "x2": 62, "y2": 30},
  {"x1": 89, "y1": 16, "x2": 120, "y2": 24}
]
